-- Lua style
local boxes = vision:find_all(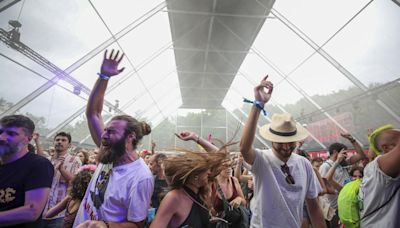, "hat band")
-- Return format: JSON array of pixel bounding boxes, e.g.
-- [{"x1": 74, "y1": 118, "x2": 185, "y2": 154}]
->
[{"x1": 269, "y1": 128, "x2": 297, "y2": 137}]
